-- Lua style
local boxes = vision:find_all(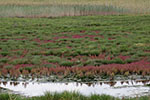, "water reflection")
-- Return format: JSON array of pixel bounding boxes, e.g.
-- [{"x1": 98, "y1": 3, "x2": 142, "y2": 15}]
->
[
  {"x1": 0, "y1": 80, "x2": 150, "y2": 88},
  {"x1": 0, "y1": 80, "x2": 150, "y2": 97}
]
